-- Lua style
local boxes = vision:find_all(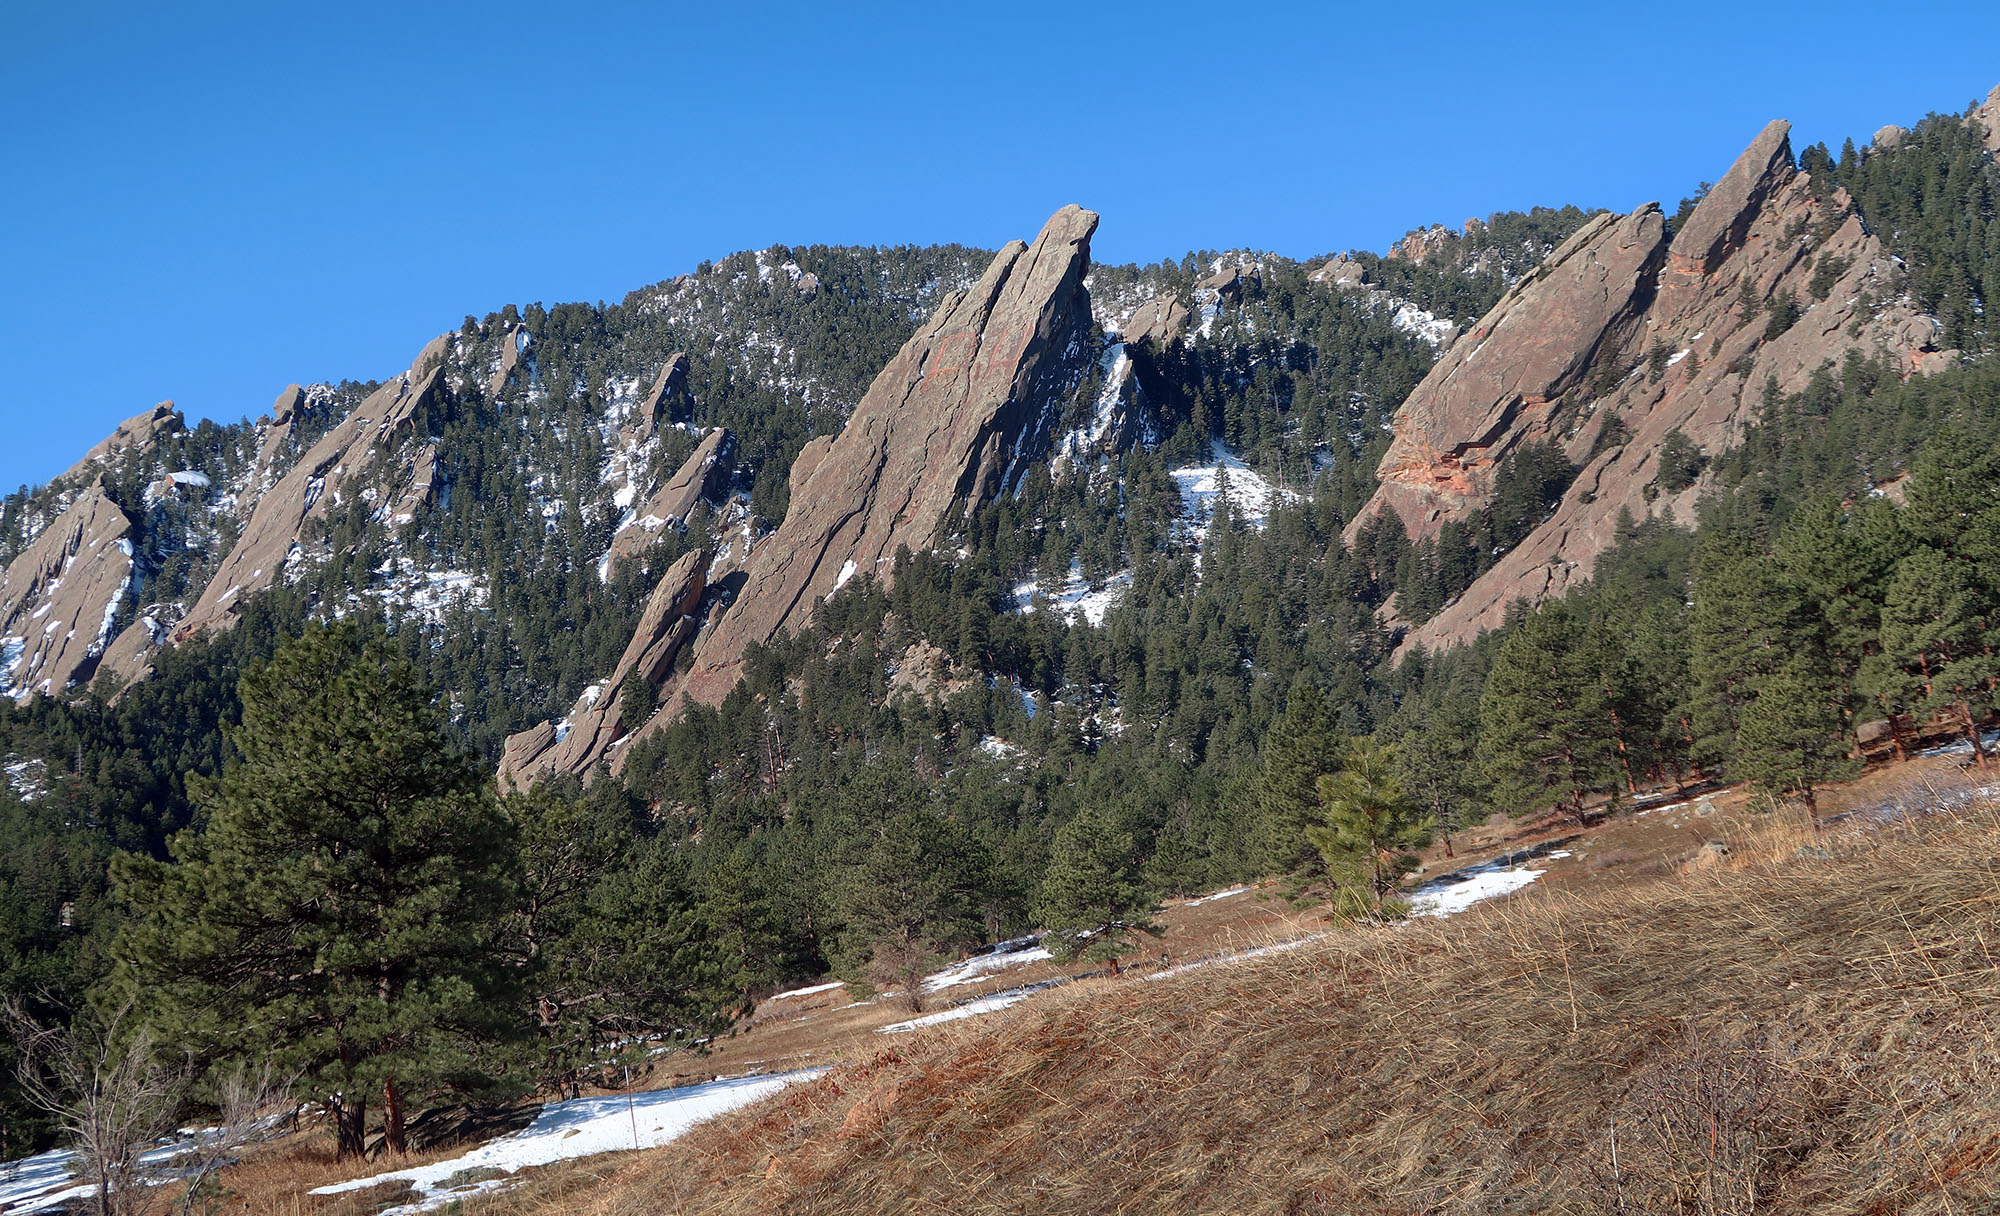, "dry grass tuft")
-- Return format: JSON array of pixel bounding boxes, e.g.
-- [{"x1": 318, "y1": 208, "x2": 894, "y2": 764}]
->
[{"x1": 462, "y1": 788, "x2": 2000, "y2": 1216}]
